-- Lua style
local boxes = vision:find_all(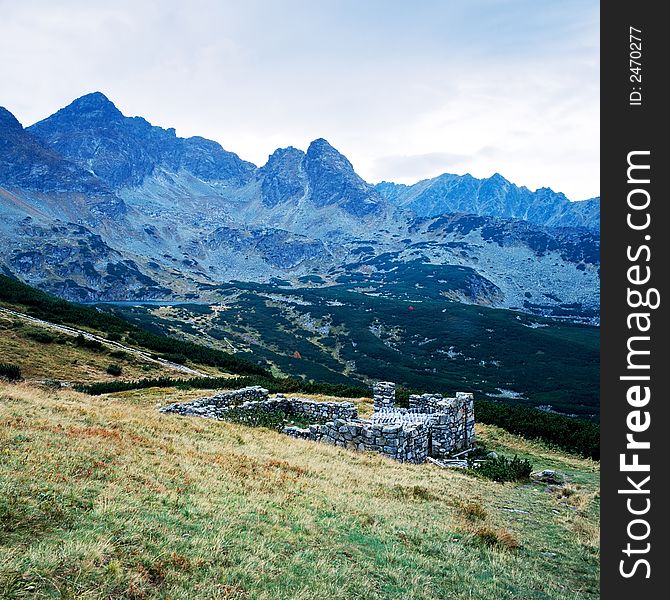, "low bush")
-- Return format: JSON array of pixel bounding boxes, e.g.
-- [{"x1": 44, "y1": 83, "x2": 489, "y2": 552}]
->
[
  {"x1": 25, "y1": 329, "x2": 56, "y2": 344},
  {"x1": 75, "y1": 374, "x2": 370, "y2": 399},
  {"x1": 471, "y1": 454, "x2": 533, "y2": 483},
  {"x1": 106, "y1": 364, "x2": 123, "y2": 377},
  {"x1": 0, "y1": 363, "x2": 22, "y2": 381},
  {"x1": 474, "y1": 398, "x2": 599, "y2": 460},
  {"x1": 157, "y1": 353, "x2": 189, "y2": 365},
  {"x1": 74, "y1": 335, "x2": 104, "y2": 351}
]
